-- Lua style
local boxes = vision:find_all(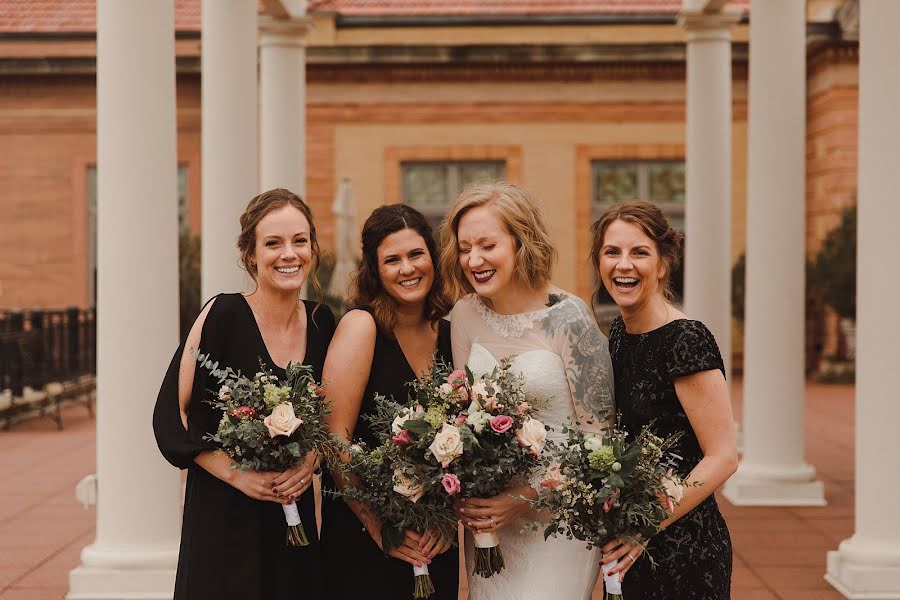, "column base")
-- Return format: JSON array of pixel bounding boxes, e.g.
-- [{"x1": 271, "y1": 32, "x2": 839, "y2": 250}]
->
[
  {"x1": 722, "y1": 462, "x2": 826, "y2": 506},
  {"x1": 68, "y1": 543, "x2": 177, "y2": 600},
  {"x1": 827, "y1": 537, "x2": 900, "y2": 599}
]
